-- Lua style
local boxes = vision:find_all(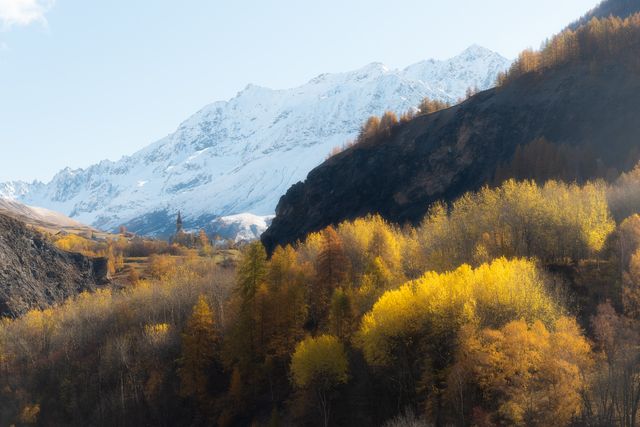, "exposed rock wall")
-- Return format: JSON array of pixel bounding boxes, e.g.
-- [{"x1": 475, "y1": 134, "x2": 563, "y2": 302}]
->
[{"x1": 0, "y1": 213, "x2": 109, "y2": 316}]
